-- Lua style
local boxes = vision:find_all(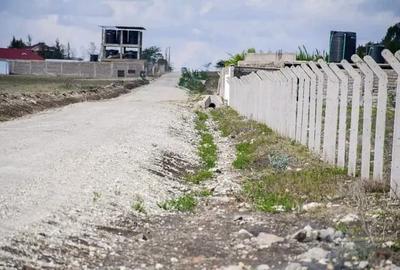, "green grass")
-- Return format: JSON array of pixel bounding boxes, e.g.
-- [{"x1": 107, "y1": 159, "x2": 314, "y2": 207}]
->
[
  {"x1": 196, "y1": 188, "x2": 214, "y2": 197},
  {"x1": 198, "y1": 132, "x2": 217, "y2": 169},
  {"x1": 185, "y1": 111, "x2": 217, "y2": 184},
  {"x1": 186, "y1": 169, "x2": 213, "y2": 184},
  {"x1": 233, "y1": 142, "x2": 254, "y2": 169},
  {"x1": 244, "y1": 167, "x2": 347, "y2": 212},
  {"x1": 211, "y1": 107, "x2": 351, "y2": 213},
  {"x1": 158, "y1": 194, "x2": 197, "y2": 212}
]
